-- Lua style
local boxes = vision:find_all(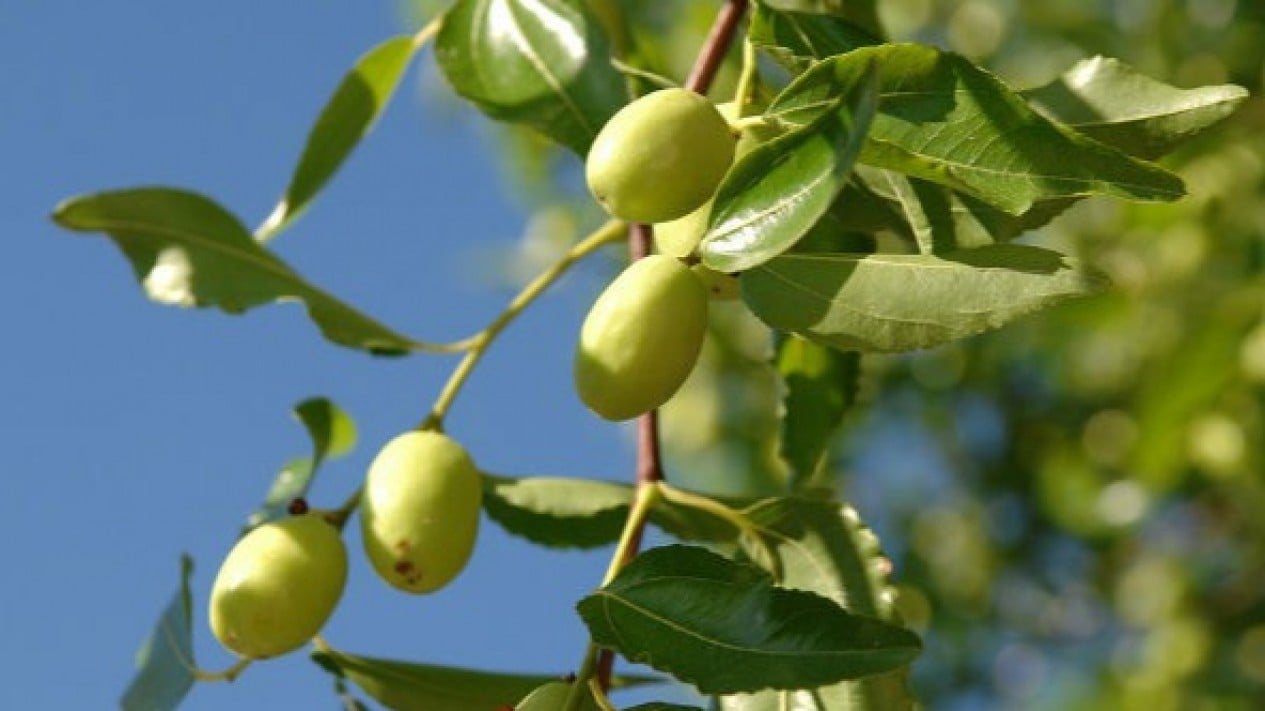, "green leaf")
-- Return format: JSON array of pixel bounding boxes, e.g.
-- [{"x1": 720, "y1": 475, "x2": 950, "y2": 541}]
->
[
  {"x1": 856, "y1": 165, "x2": 1077, "y2": 252},
  {"x1": 1021, "y1": 56, "x2": 1248, "y2": 160},
  {"x1": 246, "y1": 397, "x2": 357, "y2": 530},
  {"x1": 312, "y1": 649, "x2": 656, "y2": 711},
  {"x1": 577, "y1": 545, "x2": 921, "y2": 694},
  {"x1": 743, "y1": 245, "x2": 1106, "y2": 353},
  {"x1": 295, "y1": 396, "x2": 359, "y2": 463},
  {"x1": 482, "y1": 474, "x2": 632, "y2": 548},
  {"x1": 722, "y1": 498, "x2": 915, "y2": 710},
  {"x1": 481, "y1": 474, "x2": 752, "y2": 548},
  {"x1": 246, "y1": 456, "x2": 315, "y2": 531},
  {"x1": 699, "y1": 63, "x2": 878, "y2": 273},
  {"x1": 435, "y1": 0, "x2": 627, "y2": 154},
  {"x1": 52, "y1": 188, "x2": 424, "y2": 355},
  {"x1": 121, "y1": 555, "x2": 196, "y2": 711},
  {"x1": 749, "y1": 4, "x2": 880, "y2": 73},
  {"x1": 257, "y1": 36, "x2": 420, "y2": 240},
  {"x1": 760, "y1": 0, "x2": 885, "y2": 39},
  {"x1": 776, "y1": 336, "x2": 860, "y2": 489},
  {"x1": 769, "y1": 44, "x2": 1185, "y2": 215}
]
